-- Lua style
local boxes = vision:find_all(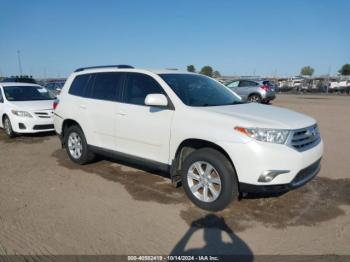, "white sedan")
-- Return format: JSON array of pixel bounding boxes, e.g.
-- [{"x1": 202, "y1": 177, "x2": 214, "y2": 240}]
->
[{"x1": 0, "y1": 82, "x2": 55, "y2": 138}]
